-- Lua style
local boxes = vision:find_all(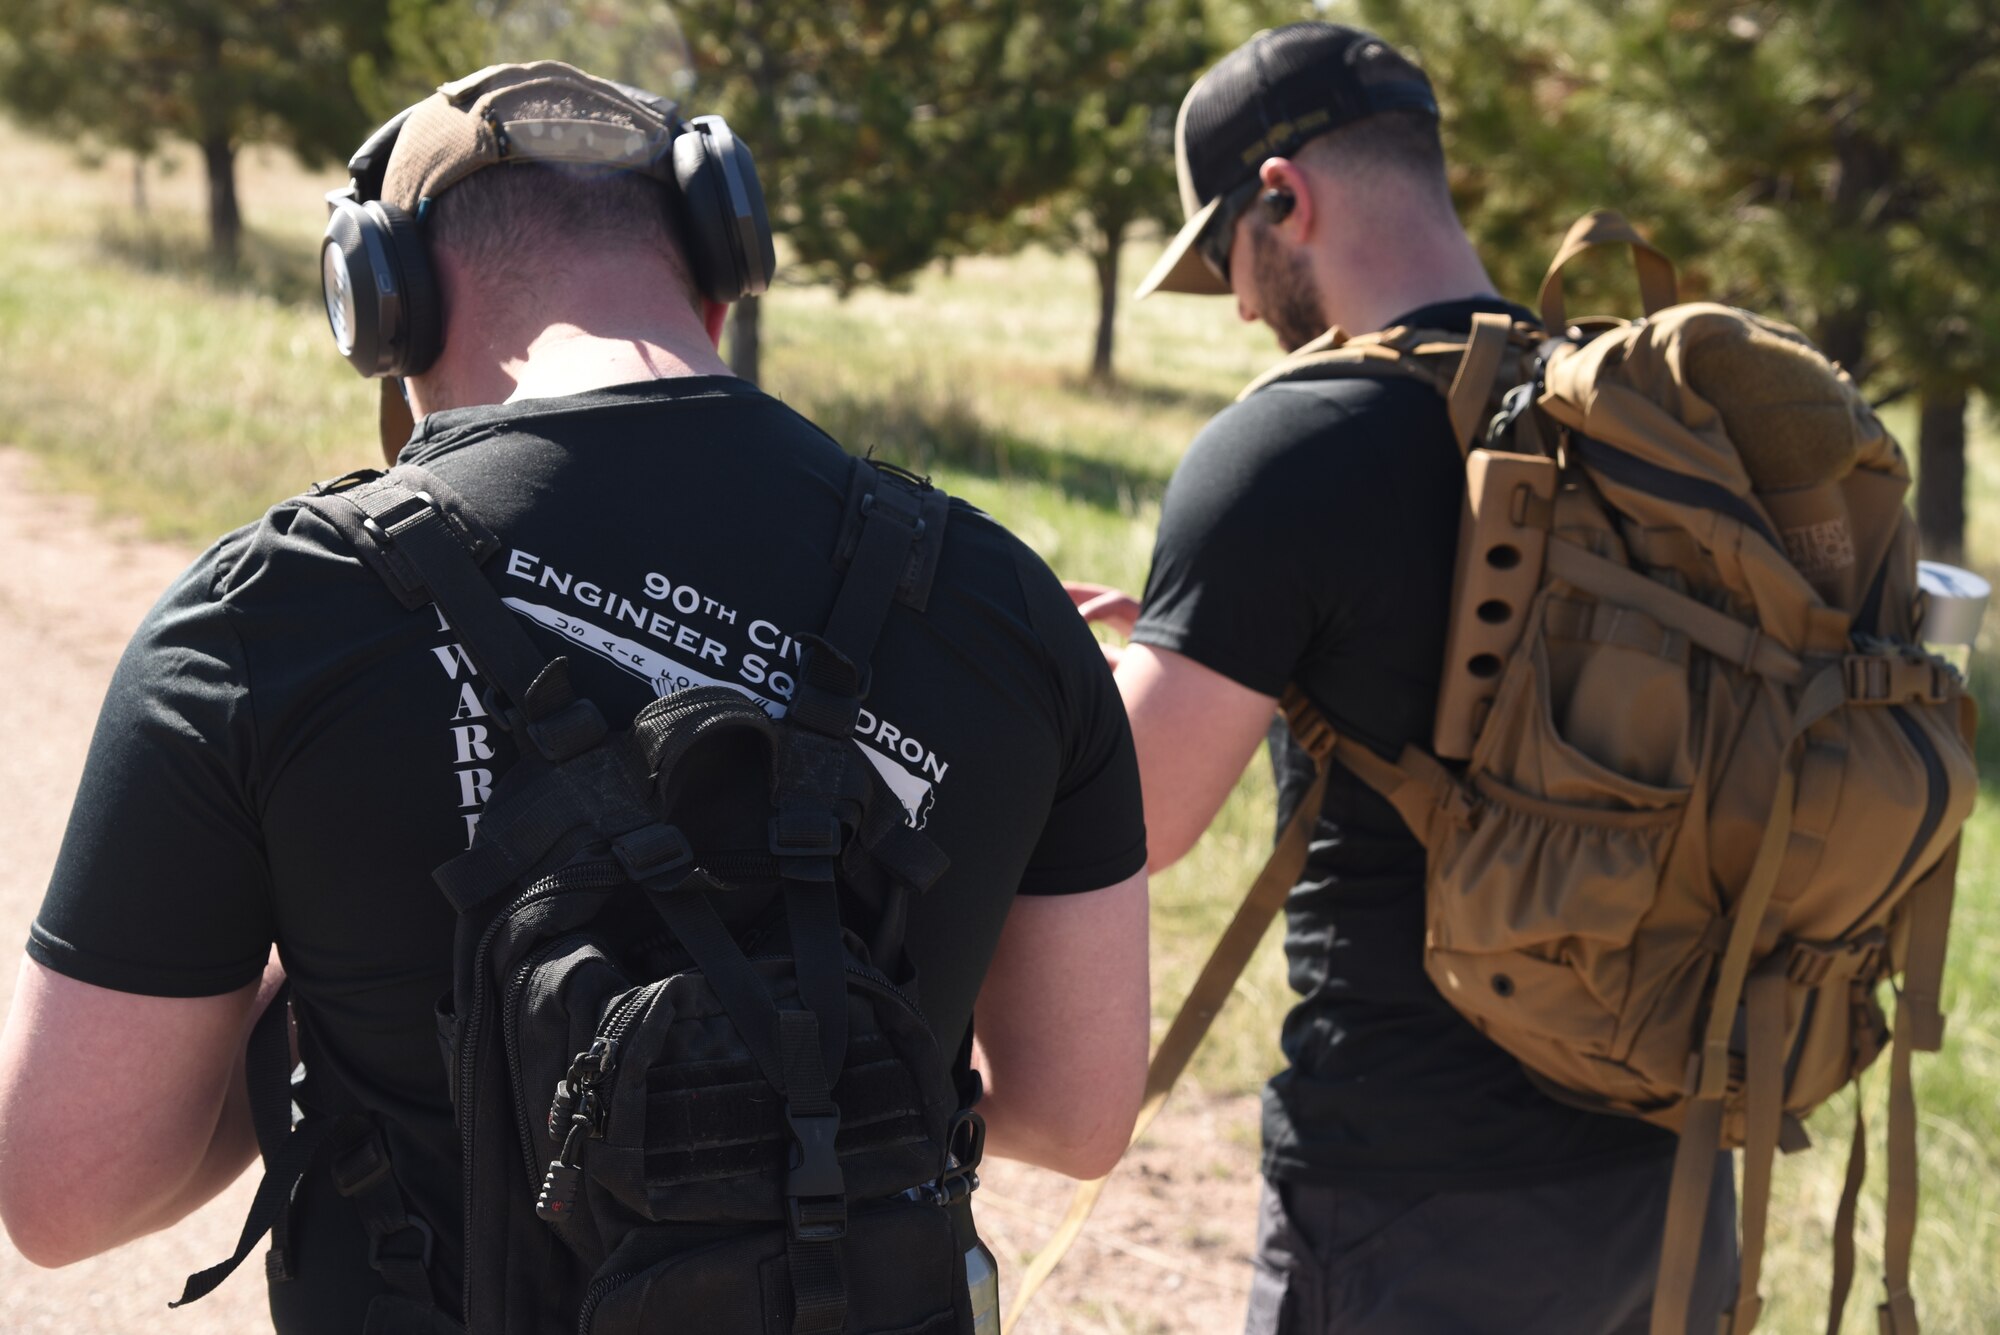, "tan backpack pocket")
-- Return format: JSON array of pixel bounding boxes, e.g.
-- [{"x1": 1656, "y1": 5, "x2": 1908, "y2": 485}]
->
[
  {"x1": 1426, "y1": 591, "x2": 1700, "y2": 1106},
  {"x1": 1470, "y1": 591, "x2": 1696, "y2": 806}
]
